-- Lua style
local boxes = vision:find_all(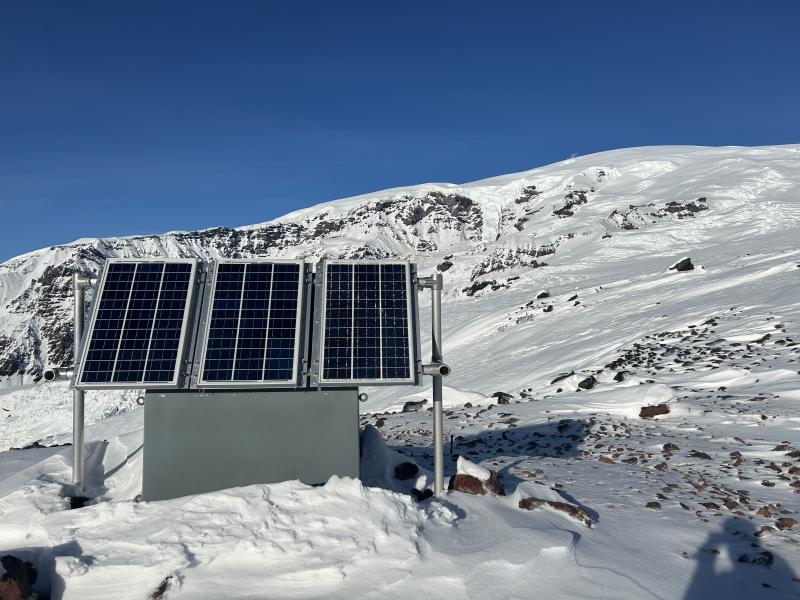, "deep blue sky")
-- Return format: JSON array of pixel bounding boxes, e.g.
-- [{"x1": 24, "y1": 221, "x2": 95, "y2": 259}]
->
[{"x1": 1, "y1": 1, "x2": 798, "y2": 261}]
